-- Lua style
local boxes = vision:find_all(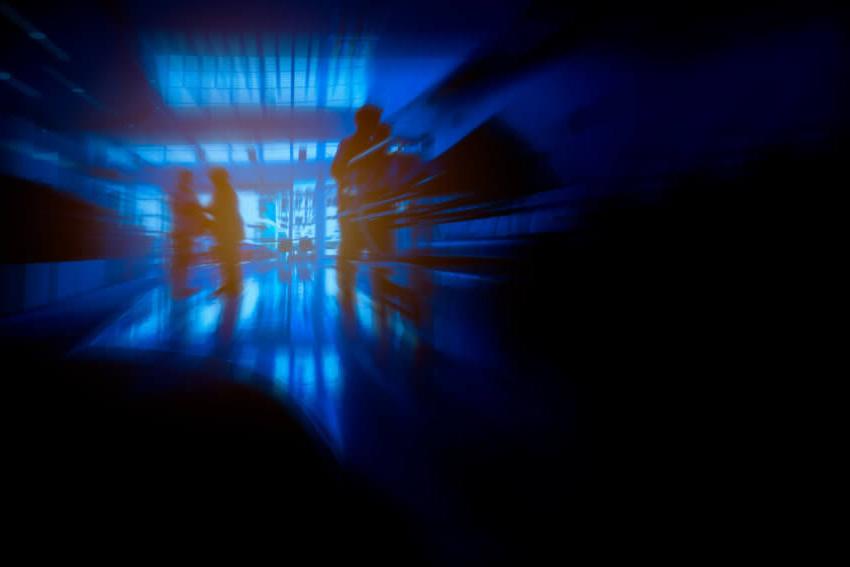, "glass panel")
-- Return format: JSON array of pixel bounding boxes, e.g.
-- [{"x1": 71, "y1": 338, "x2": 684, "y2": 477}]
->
[
  {"x1": 136, "y1": 146, "x2": 165, "y2": 164},
  {"x1": 263, "y1": 142, "x2": 291, "y2": 161},
  {"x1": 200, "y1": 143, "x2": 229, "y2": 163},
  {"x1": 165, "y1": 145, "x2": 196, "y2": 163},
  {"x1": 292, "y1": 141, "x2": 317, "y2": 161},
  {"x1": 324, "y1": 142, "x2": 339, "y2": 159},
  {"x1": 292, "y1": 180, "x2": 316, "y2": 241},
  {"x1": 230, "y1": 143, "x2": 256, "y2": 162}
]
